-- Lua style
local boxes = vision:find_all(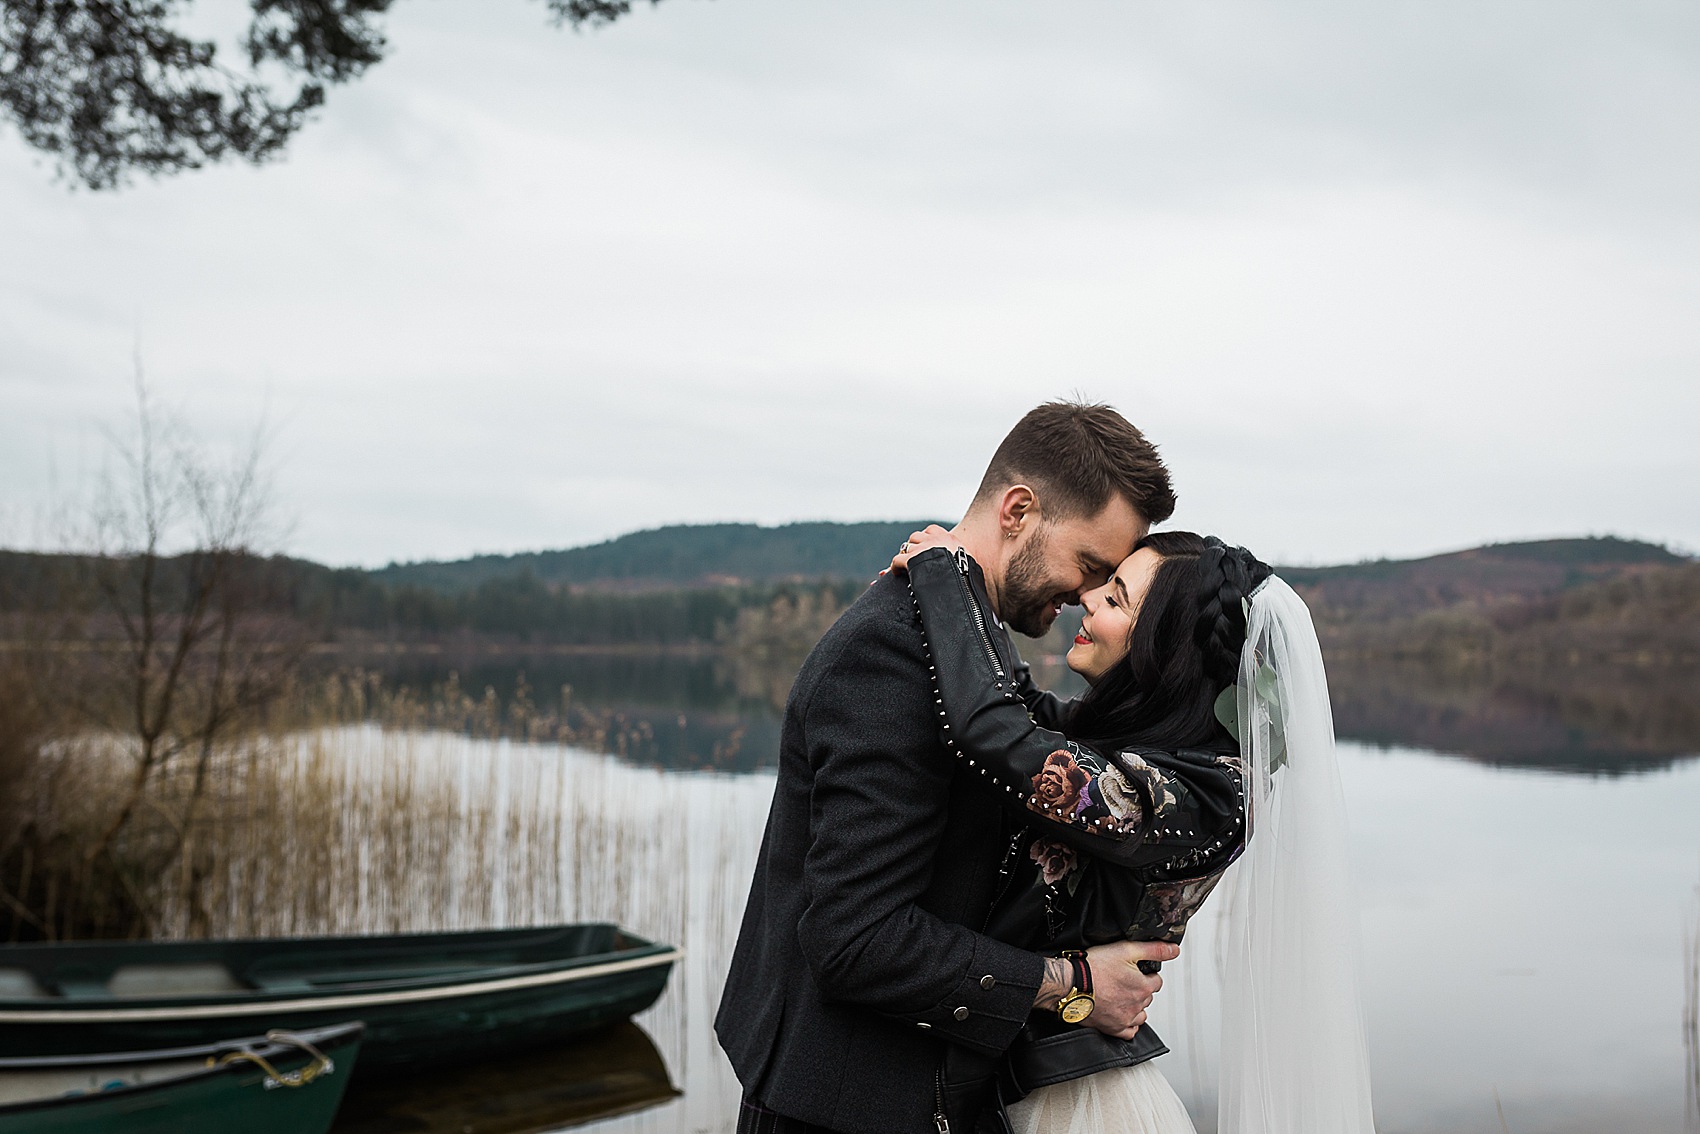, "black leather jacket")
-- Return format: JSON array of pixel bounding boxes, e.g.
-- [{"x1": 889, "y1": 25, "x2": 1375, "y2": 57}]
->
[{"x1": 905, "y1": 546, "x2": 1247, "y2": 1124}]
